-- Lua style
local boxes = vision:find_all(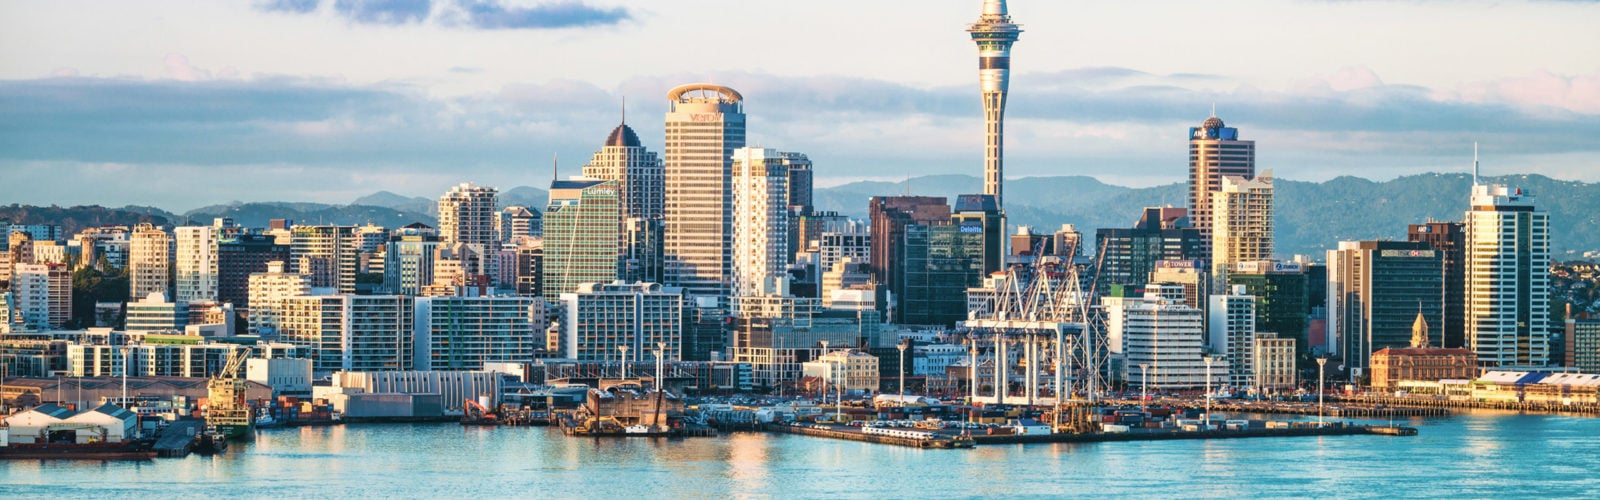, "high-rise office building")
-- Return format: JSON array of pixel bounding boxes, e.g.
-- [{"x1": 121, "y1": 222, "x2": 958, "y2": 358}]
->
[
  {"x1": 898, "y1": 223, "x2": 986, "y2": 326},
  {"x1": 1465, "y1": 182, "x2": 1550, "y2": 368},
  {"x1": 174, "y1": 226, "x2": 220, "y2": 304},
  {"x1": 583, "y1": 118, "x2": 665, "y2": 221},
  {"x1": 1188, "y1": 115, "x2": 1255, "y2": 259},
  {"x1": 623, "y1": 218, "x2": 665, "y2": 285},
  {"x1": 967, "y1": 0, "x2": 1022, "y2": 206},
  {"x1": 559, "y1": 281, "x2": 682, "y2": 362},
  {"x1": 1211, "y1": 174, "x2": 1274, "y2": 281},
  {"x1": 663, "y1": 84, "x2": 746, "y2": 301},
  {"x1": 1227, "y1": 260, "x2": 1309, "y2": 359},
  {"x1": 129, "y1": 223, "x2": 171, "y2": 300},
  {"x1": 1327, "y1": 240, "x2": 1444, "y2": 374},
  {"x1": 951, "y1": 194, "x2": 1005, "y2": 275},
  {"x1": 383, "y1": 228, "x2": 439, "y2": 296},
  {"x1": 216, "y1": 234, "x2": 289, "y2": 324},
  {"x1": 290, "y1": 225, "x2": 360, "y2": 294},
  {"x1": 731, "y1": 147, "x2": 792, "y2": 297},
  {"x1": 1567, "y1": 311, "x2": 1600, "y2": 373},
  {"x1": 511, "y1": 238, "x2": 544, "y2": 298},
  {"x1": 1096, "y1": 207, "x2": 1205, "y2": 296},
  {"x1": 869, "y1": 196, "x2": 951, "y2": 311},
  {"x1": 786, "y1": 153, "x2": 814, "y2": 214},
  {"x1": 1408, "y1": 221, "x2": 1467, "y2": 349},
  {"x1": 543, "y1": 179, "x2": 621, "y2": 300},
  {"x1": 1209, "y1": 285, "x2": 1257, "y2": 390}
]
